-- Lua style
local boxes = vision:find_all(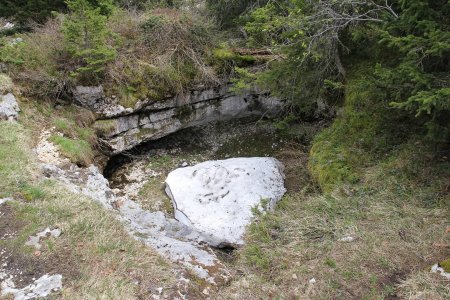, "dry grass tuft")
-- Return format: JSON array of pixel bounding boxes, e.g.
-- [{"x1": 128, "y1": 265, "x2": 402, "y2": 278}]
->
[{"x1": 105, "y1": 8, "x2": 219, "y2": 107}]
